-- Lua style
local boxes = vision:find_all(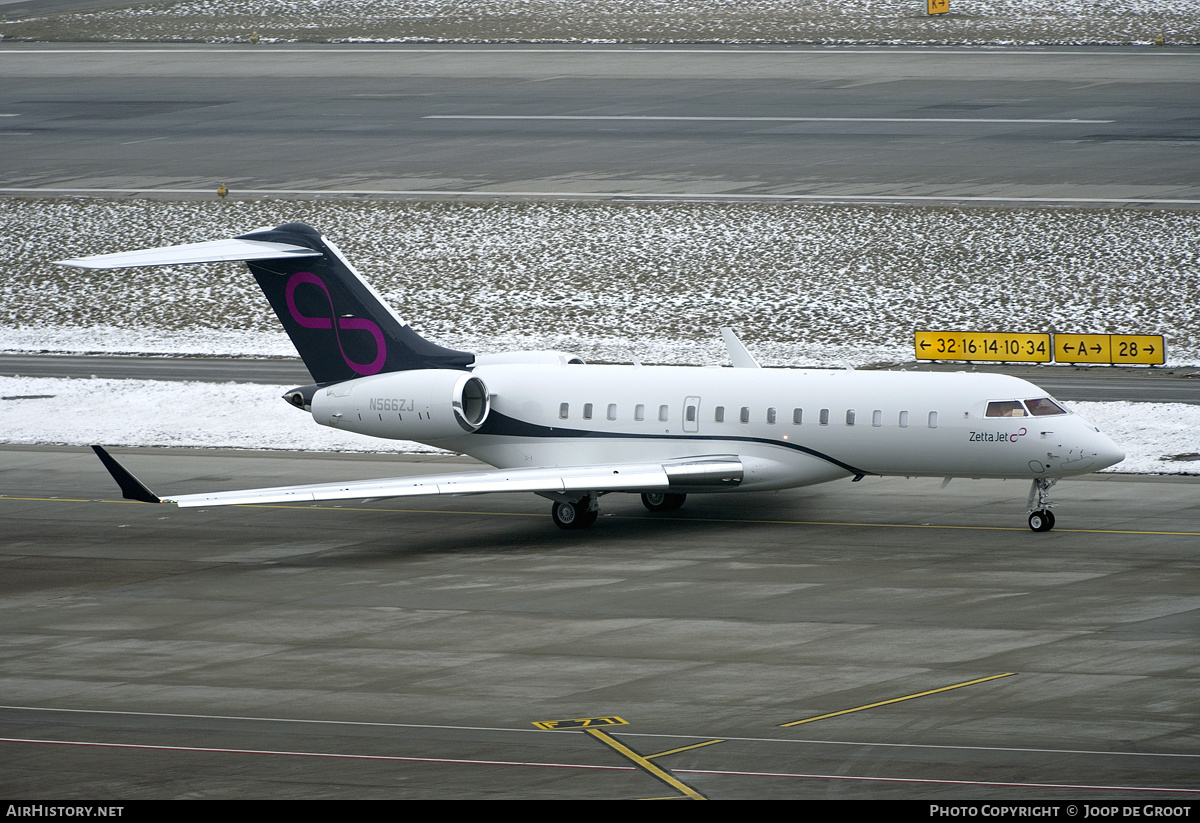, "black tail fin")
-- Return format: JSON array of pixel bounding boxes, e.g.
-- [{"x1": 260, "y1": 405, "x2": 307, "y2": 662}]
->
[{"x1": 236, "y1": 223, "x2": 473, "y2": 383}]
